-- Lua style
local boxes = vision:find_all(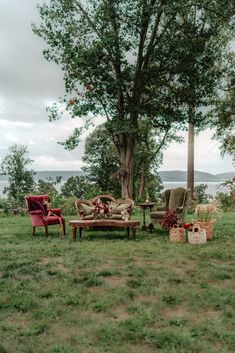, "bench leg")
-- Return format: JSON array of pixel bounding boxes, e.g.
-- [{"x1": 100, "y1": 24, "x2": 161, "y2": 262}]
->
[
  {"x1": 127, "y1": 226, "x2": 130, "y2": 238},
  {"x1": 72, "y1": 226, "x2": 77, "y2": 241},
  {"x1": 79, "y1": 227, "x2": 82, "y2": 239},
  {"x1": 132, "y1": 227, "x2": 136, "y2": 240}
]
